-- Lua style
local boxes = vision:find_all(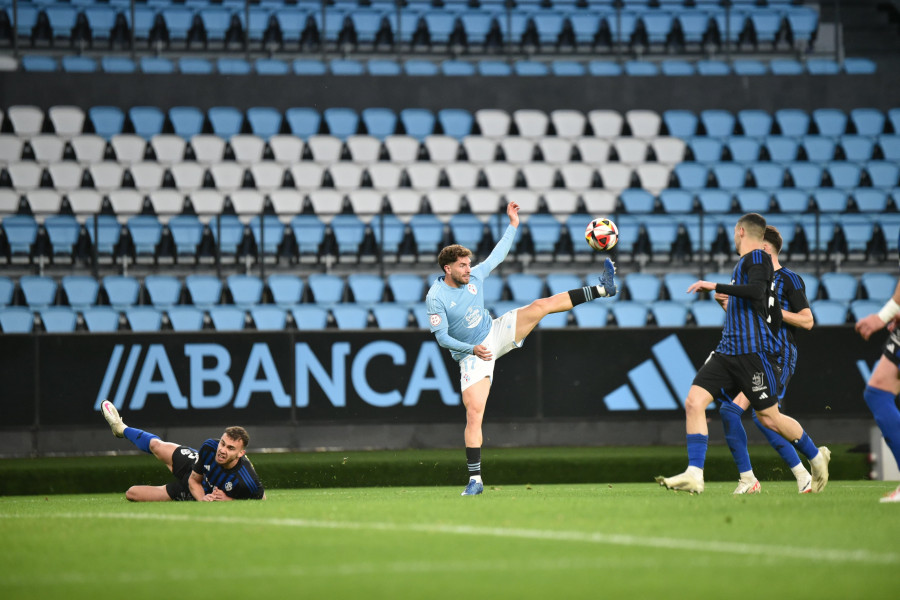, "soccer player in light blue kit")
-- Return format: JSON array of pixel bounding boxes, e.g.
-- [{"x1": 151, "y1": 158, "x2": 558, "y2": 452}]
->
[{"x1": 426, "y1": 201, "x2": 618, "y2": 496}]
